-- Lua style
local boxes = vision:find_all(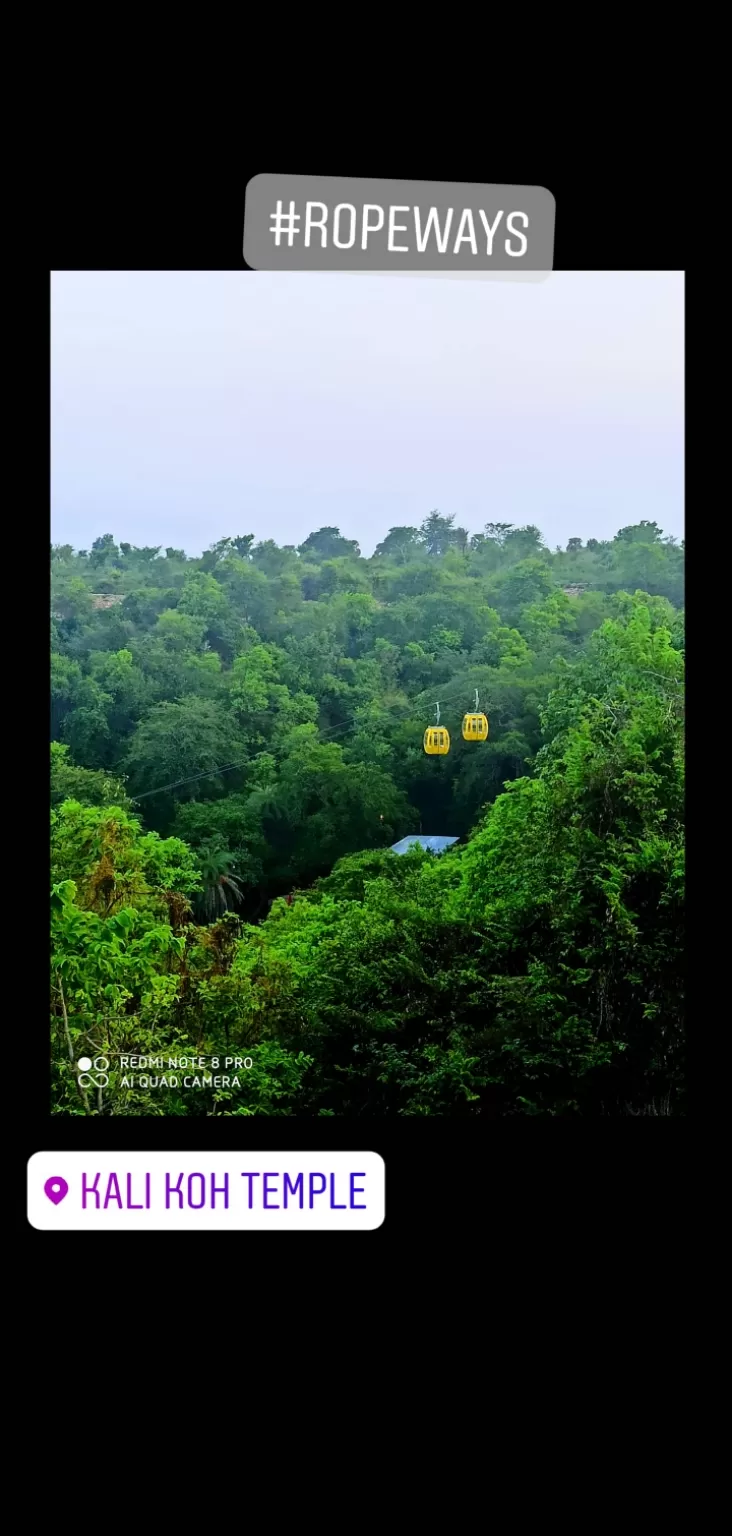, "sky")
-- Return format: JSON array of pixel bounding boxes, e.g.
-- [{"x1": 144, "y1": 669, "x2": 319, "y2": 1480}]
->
[{"x1": 51, "y1": 270, "x2": 684, "y2": 557}]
